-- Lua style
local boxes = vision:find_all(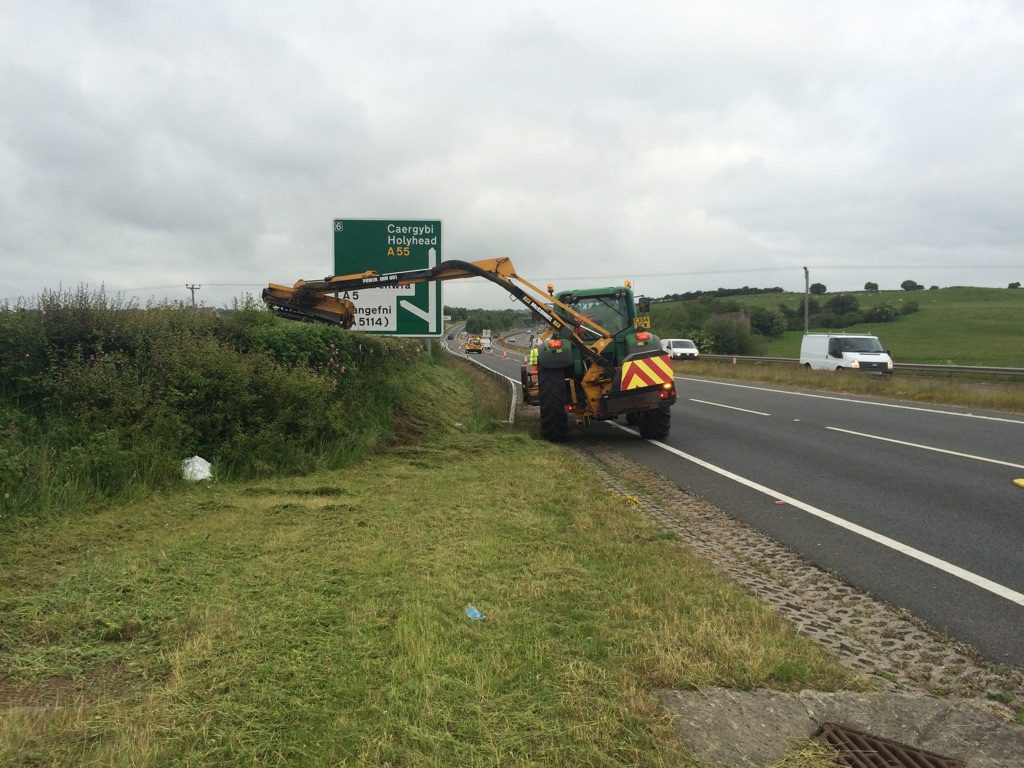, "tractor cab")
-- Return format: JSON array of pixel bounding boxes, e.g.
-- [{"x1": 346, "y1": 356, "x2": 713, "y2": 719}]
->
[
  {"x1": 555, "y1": 287, "x2": 634, "y2": 339},
  {"x1": 549, "y1": 286, "x2": 659, "y2": 372}
]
